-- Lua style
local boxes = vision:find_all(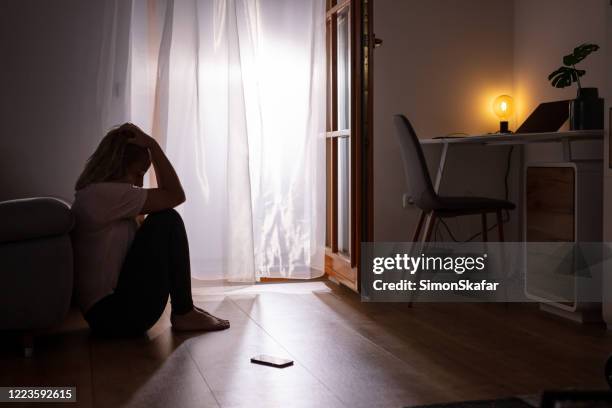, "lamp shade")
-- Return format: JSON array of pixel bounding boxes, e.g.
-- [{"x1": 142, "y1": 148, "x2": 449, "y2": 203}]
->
[{"x1": 492, "y1": 95, "x2": 514, "y2": 120}]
